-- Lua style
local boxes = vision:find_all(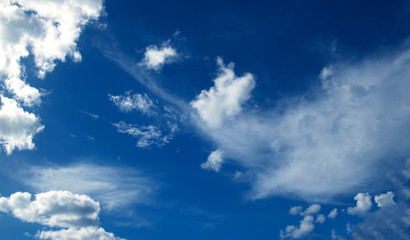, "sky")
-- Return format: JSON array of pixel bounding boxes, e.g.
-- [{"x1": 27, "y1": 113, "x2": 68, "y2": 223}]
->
[{"x1": 0, "y1": 0, "x2": 410, "y2": 239}]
